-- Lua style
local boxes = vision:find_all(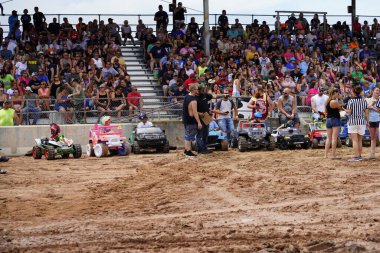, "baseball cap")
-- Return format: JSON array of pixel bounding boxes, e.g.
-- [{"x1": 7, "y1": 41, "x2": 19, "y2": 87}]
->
[
  {"x1": 189, "y1": 73, "x2": 196, "y2": 78},
  {"x1": 31, "y1": 72, "x2": 37, "y2": 77},
  {"x1": 208, "y1": 79, "x2": 216, "y2": 84},
  {"x1": 25, "y1": 86, "x2": 33, "y2": 92},
  {"x1": 290, "y1": 57, "x2": 296, "y2": 61}
]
